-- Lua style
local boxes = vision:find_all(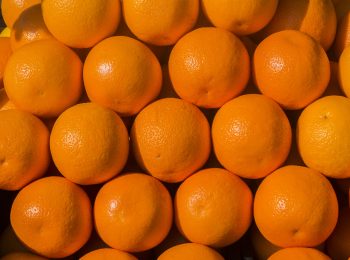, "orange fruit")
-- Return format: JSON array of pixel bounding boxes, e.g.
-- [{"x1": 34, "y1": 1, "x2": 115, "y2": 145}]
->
[
  {"x1": 322, "y1": 61, "x2": 343, "y2": 96},
  {"x1": 10, "y1": 4, "x2": 53, "y2": 51},
  {"x1": 122, "y1": 0, "x2": 199, "y2": 46},
  {"x1": 268, "y1": 247, "x2": 331, "y2": 260},
  {"x1": 201, "y1": 0, "x2": 278, "y2": 35},
  {"x1": 251, "y1": 225, "x2": 281, "y2": 260},
  {"x1": 334, "y1": 0, "x2": 350, "y2": 20},
  {"x1": 0, "y1": 37, "x2": 12, "y2": 89},
  {"x1": 158, "y1": 243, "x2": 224, "y2": 260},
  {"x1": 131, "y1": 98, "x2": 210, "y2": 183},
  {"x1": 338, "y1": 46, "x2": 350, "y2": 97},
  {"x1": 3, "y1": 39, "x2": 82, "y2": 118},
  {"x1": 41, "y1": 0, "x2": 120, "y2": 48},
  {"x1": 326, "y1": 207, "x2": 350, "y2": 260},
  {"x1": 50, "y1": 103, "x2": 129, "y2": 185},
  {"x1": 0, "y1": 109, "x2": 49, "y2": 190},
  {"x1": 253, "y1": 30, "x2": 330, "y2": 110},
  {"x1": 1, "y1": 0, "x2": 40, "y2": 28},
  {"x1": 83, "y1": 36, "x2": 162, "y2": 116},
  {"x1": 94, "y1": 173, "x2": 173, "y2": 252},
  {"x1": 80, "y1": 248, "x2": 137, "y2": 260},
  {"x1": 212, "y1": 94, "x2": 291, "y2": 179},
  {"x1": 168, "y1": 27, "x2": 250, "y2": 108},
  {"x1": 1, "y1": 252, "x2": 48, "y2": 260},
  {"x1": 297, "y1": 96, "x2": 350, "y2": 178},
  {"x1": 10, "y1": 176, "x2": 92, "y2": 258},
  {"x1": 333, "y1": 11, "x2": 350, "y2": 59},
  {"x1": 175, "y1": 168, "x2": 253, "y2": 247},
  {"x1": 0, "y1": 226, "x2": 29, "y2": 256},
  {"x1": 254, "y1": 165, "x2": 338, "y2": 248},
  {"x1": 255, "y1": 0, "x2": 337, "y2": 50}
]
